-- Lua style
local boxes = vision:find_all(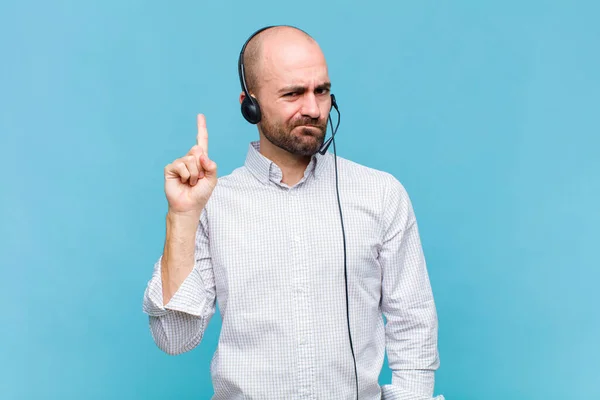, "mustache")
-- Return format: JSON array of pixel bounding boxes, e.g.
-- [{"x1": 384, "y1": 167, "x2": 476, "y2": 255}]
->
[{"x1": 291, "y1": 117, "x2": 328, "y2": 130}]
